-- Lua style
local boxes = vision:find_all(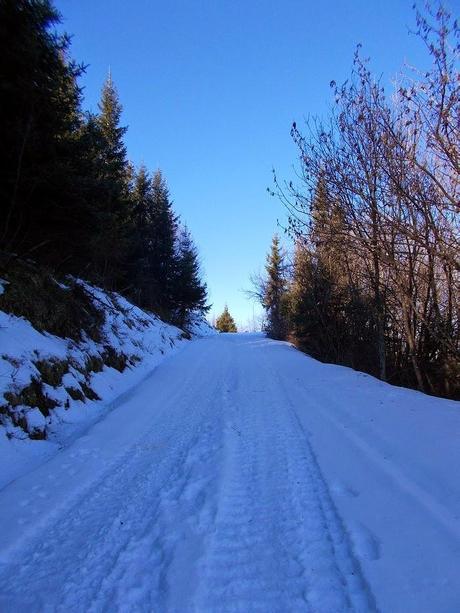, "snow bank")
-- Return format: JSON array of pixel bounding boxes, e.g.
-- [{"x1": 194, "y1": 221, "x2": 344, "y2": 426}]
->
[
  {"x1": 0, "y1": 278, "x2": 208, "y2": 489},
  {"x1": 187, "y1": 312, "x2": 216, "y2": 337}
]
